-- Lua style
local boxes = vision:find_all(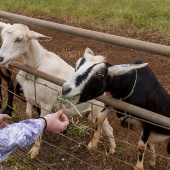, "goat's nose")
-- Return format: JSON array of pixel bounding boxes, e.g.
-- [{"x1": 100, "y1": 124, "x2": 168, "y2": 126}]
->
[
  {"x1": 0, "y1": 57, "x2": 4, "y2": 62},
  {"x1": 62, "y1": 85, "x2": 71, "y2": 95}
]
